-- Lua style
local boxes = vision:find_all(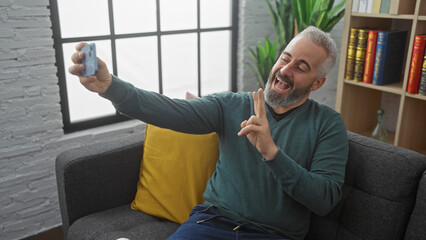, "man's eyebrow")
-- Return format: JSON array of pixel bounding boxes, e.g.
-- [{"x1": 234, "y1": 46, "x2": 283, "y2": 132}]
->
[{"x1": 282, "y1": 52, "x2": 312, "y2": 72}]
